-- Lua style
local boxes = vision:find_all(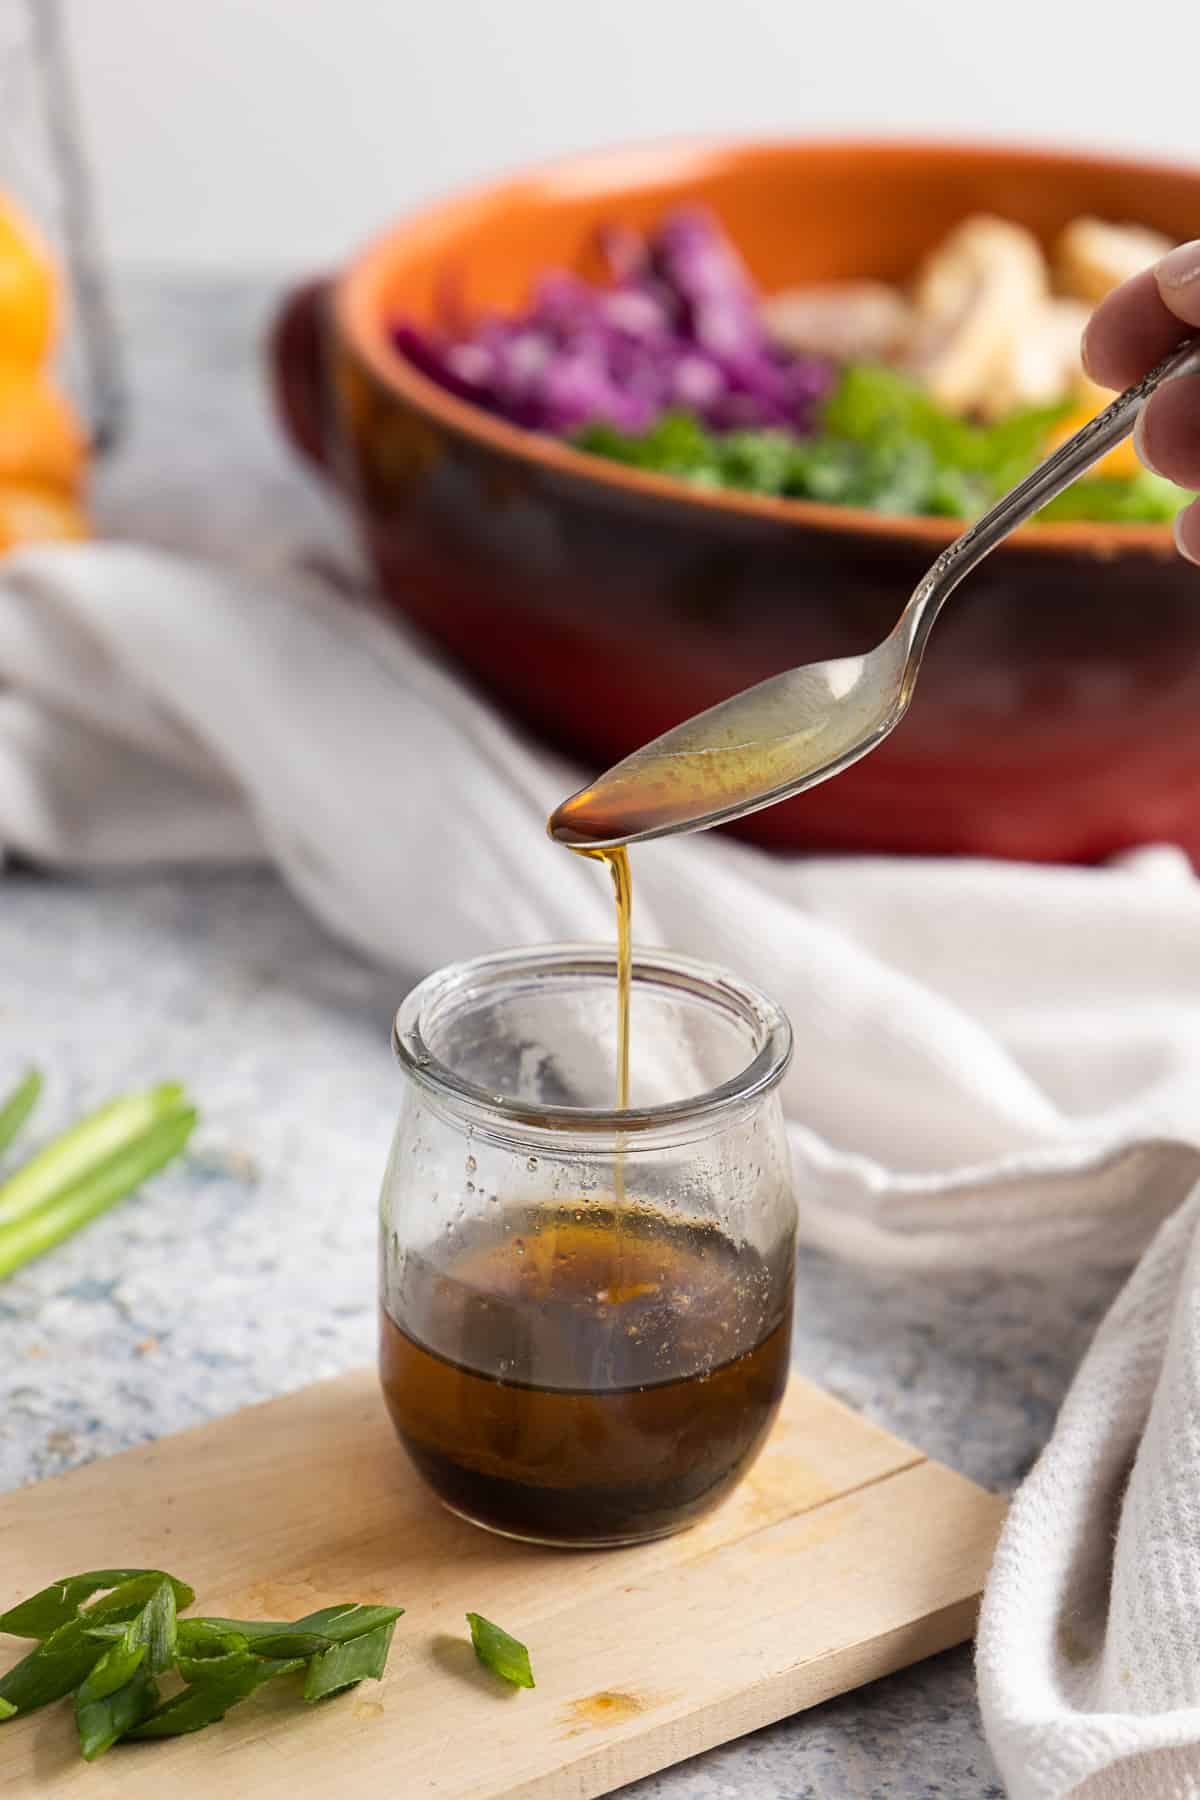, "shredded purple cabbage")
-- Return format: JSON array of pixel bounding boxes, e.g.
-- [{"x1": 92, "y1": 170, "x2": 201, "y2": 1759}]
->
[{"x1": 392, "y1": 207, "x2": 832, "y2": 438}]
